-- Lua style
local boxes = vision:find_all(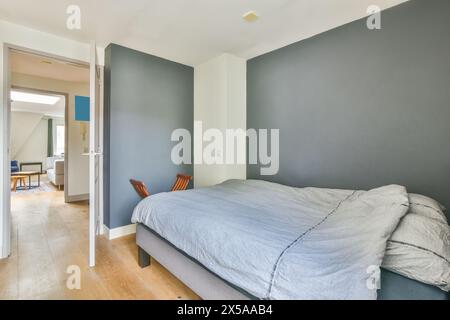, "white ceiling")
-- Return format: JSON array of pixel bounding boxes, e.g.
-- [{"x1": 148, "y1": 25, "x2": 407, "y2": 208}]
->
[
  {"x1": 10, "y1": 51, "x2": 89, "y2": 83},
  {"x1": 0, "y1": 0, "x2": 408, "y2": 66}
]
